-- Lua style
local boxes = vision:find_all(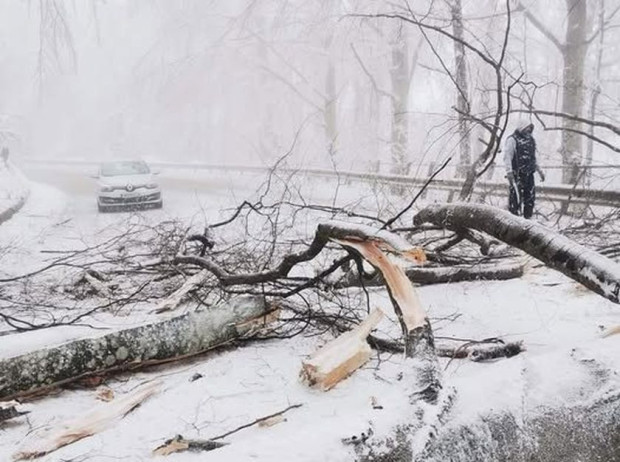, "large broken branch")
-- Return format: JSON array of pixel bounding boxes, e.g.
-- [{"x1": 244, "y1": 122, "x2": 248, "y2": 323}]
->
[
  {"x1": 333, "y1": 238, "x2": 440, "y2": 404},
  {"x1": 173, "y1": 220, "x2": 425, "y2": 288},
  {"x1": 0, "y1": 296, "x2": 272, "y2": 400},
  {"x1": 414, "y1": 203, "x2": 620, "y2": 304}
]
